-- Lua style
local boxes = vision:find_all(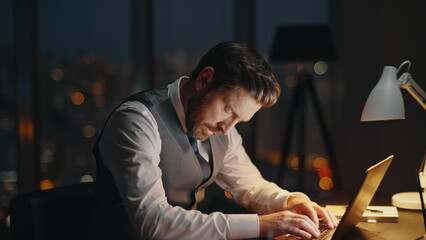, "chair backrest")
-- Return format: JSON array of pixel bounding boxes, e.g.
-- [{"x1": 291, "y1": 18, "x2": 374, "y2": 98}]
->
[{"x1": 10, "y1": 182, "x2": 94, "y2": 240}]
